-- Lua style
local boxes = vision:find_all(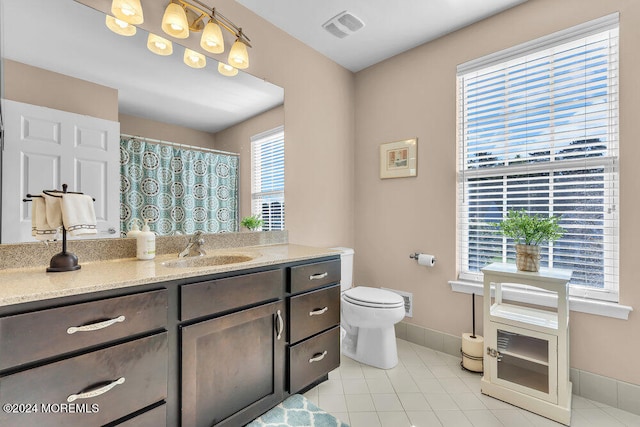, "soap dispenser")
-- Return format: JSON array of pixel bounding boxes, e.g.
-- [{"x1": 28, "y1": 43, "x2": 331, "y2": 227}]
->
[
  {"x1": 127, "y1": 219, "x2": 142, "y2": 239},
  {"x1": 137, "y1": 219, "x2": 156, "y2": 260}
]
